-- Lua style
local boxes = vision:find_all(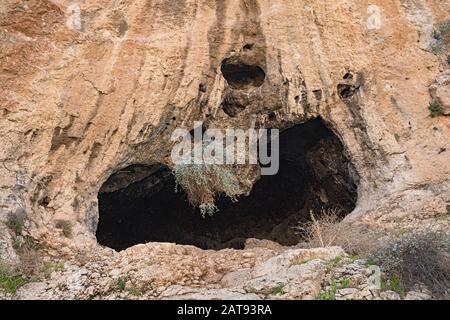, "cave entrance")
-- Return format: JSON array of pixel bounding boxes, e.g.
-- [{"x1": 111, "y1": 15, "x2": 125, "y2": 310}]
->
[
  {"x1": 96, "y1": 118, "x2": 358, "y2": 251},
  {"x1": 221, "y1": 58, "x2": 265, "y2": 89}
]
